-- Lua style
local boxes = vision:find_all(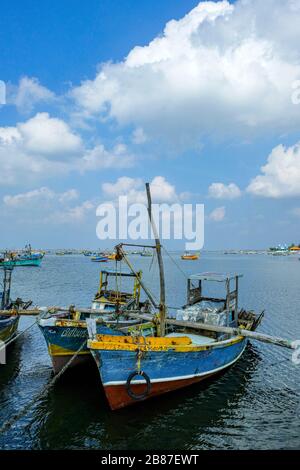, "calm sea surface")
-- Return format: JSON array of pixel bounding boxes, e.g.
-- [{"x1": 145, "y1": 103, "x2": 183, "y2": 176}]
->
[{"x1": 0, "y1": 252, "x2": 300, "y2": 450}]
